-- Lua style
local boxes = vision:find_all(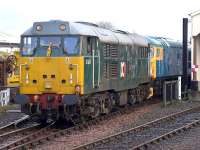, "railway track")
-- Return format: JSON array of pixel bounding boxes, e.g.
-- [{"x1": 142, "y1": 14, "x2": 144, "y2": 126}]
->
[
  {"x1": 0, "y1": 100, "x2": 159, "y2": 150},
  {"x1": 72, "y1": 106, "x2": 200, "y2": 150},
  {"x1": 0, "y1": 122, "x2": 57, "y2": 150},
  {"x1": 0, "y1": 123, "x2": 40, "y2": 148},
  {"x1": 0, "y1": 115, "x2": 41, "y2": 149},
  {"x1": 0, "y1": 111, "x2": 125, "y2": 150},
  {"x1": 0, "y1": 115, "x2": 30, "y2": 135}
]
